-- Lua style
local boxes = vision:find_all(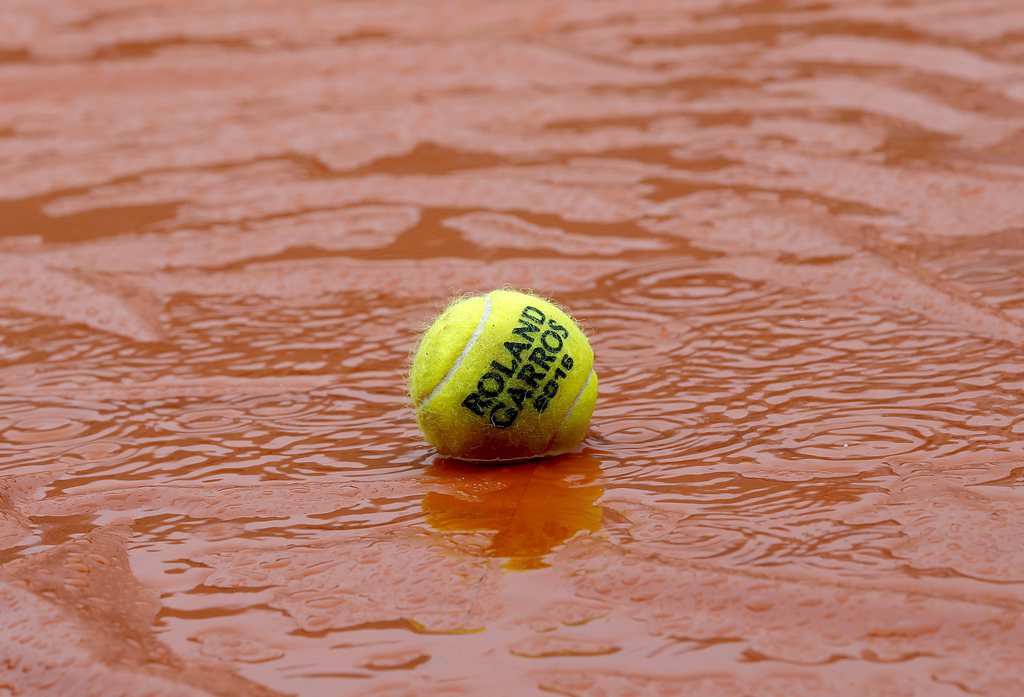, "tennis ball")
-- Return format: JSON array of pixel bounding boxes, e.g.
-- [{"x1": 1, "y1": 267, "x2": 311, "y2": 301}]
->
[{"x1": 410, "y1": 289, "x2": 597, "y2": 461}]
